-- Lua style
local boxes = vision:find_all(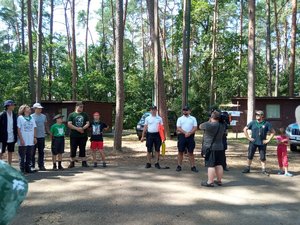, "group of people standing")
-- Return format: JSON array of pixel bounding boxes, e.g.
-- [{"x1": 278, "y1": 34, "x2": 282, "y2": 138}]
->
[
  {"x1": 141, "y1": 105, "x2": 294, "y2": 187},
  {"x1": 0, "y1": 100, "x2": 109, "y2": 173}
]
